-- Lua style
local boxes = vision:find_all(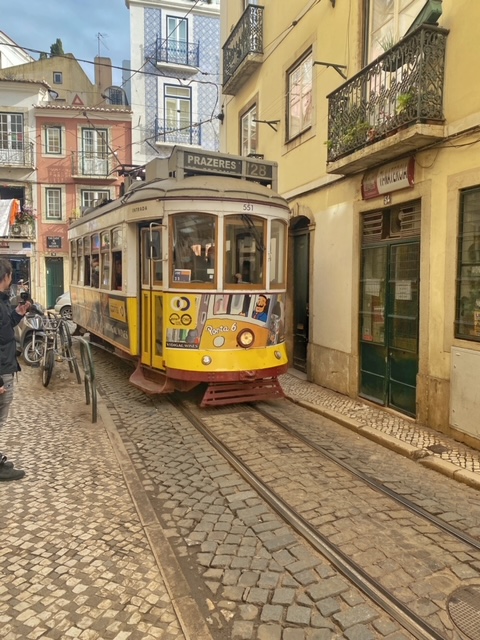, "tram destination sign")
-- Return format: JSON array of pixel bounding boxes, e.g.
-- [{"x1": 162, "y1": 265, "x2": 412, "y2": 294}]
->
[{"x1": 176, "y1": 148, "x2": 277, "y2": 189}]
